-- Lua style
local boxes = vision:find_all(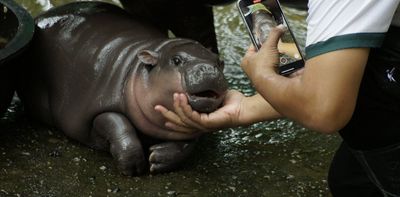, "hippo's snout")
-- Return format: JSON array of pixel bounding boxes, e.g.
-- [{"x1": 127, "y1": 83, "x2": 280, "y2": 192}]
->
[{"x1": 183, "y1": 63, "x2": 228, "y2": 113}]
